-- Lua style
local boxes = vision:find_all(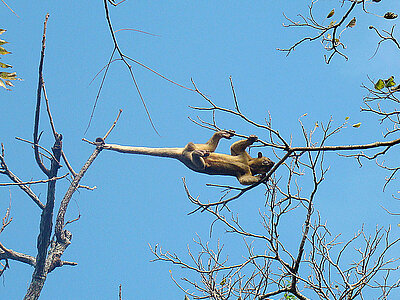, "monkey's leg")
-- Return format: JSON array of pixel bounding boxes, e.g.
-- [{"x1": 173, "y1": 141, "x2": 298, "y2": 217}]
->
[
  {"x1": 230, "y1": 135, "x2": 257, "y2": 156},
  {"x1": 190, "y1": 150, "x2": 210, "y2": 170},
  {"x1": 184, "y1": 142, "x2": 197, "y2": 152}
]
